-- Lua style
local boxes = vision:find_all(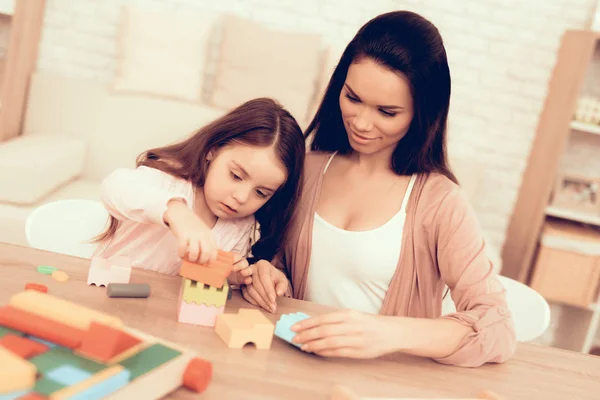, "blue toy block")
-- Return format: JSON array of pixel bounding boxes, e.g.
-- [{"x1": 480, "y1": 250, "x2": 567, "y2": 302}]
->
[
  {"x1": 274, "y1": 312, "x2": 311, "y2": 348},
  {"x1": 47, "y1": 365, "x2": 92, "y2": 386},
  {"x1": 0, "y1": 389, "x2": 29, "y2": 400},
  {"x1": 68, "y1": 368, "x2": 131, "y2": 400}
]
